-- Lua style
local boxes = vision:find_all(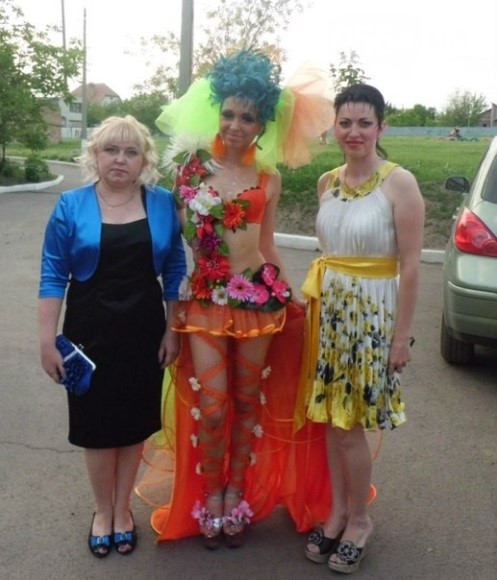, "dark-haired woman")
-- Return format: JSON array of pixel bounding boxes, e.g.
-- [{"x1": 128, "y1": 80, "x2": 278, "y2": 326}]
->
[{"x1": 298, "y1": 84, "x2": 425, "y2": 573}]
